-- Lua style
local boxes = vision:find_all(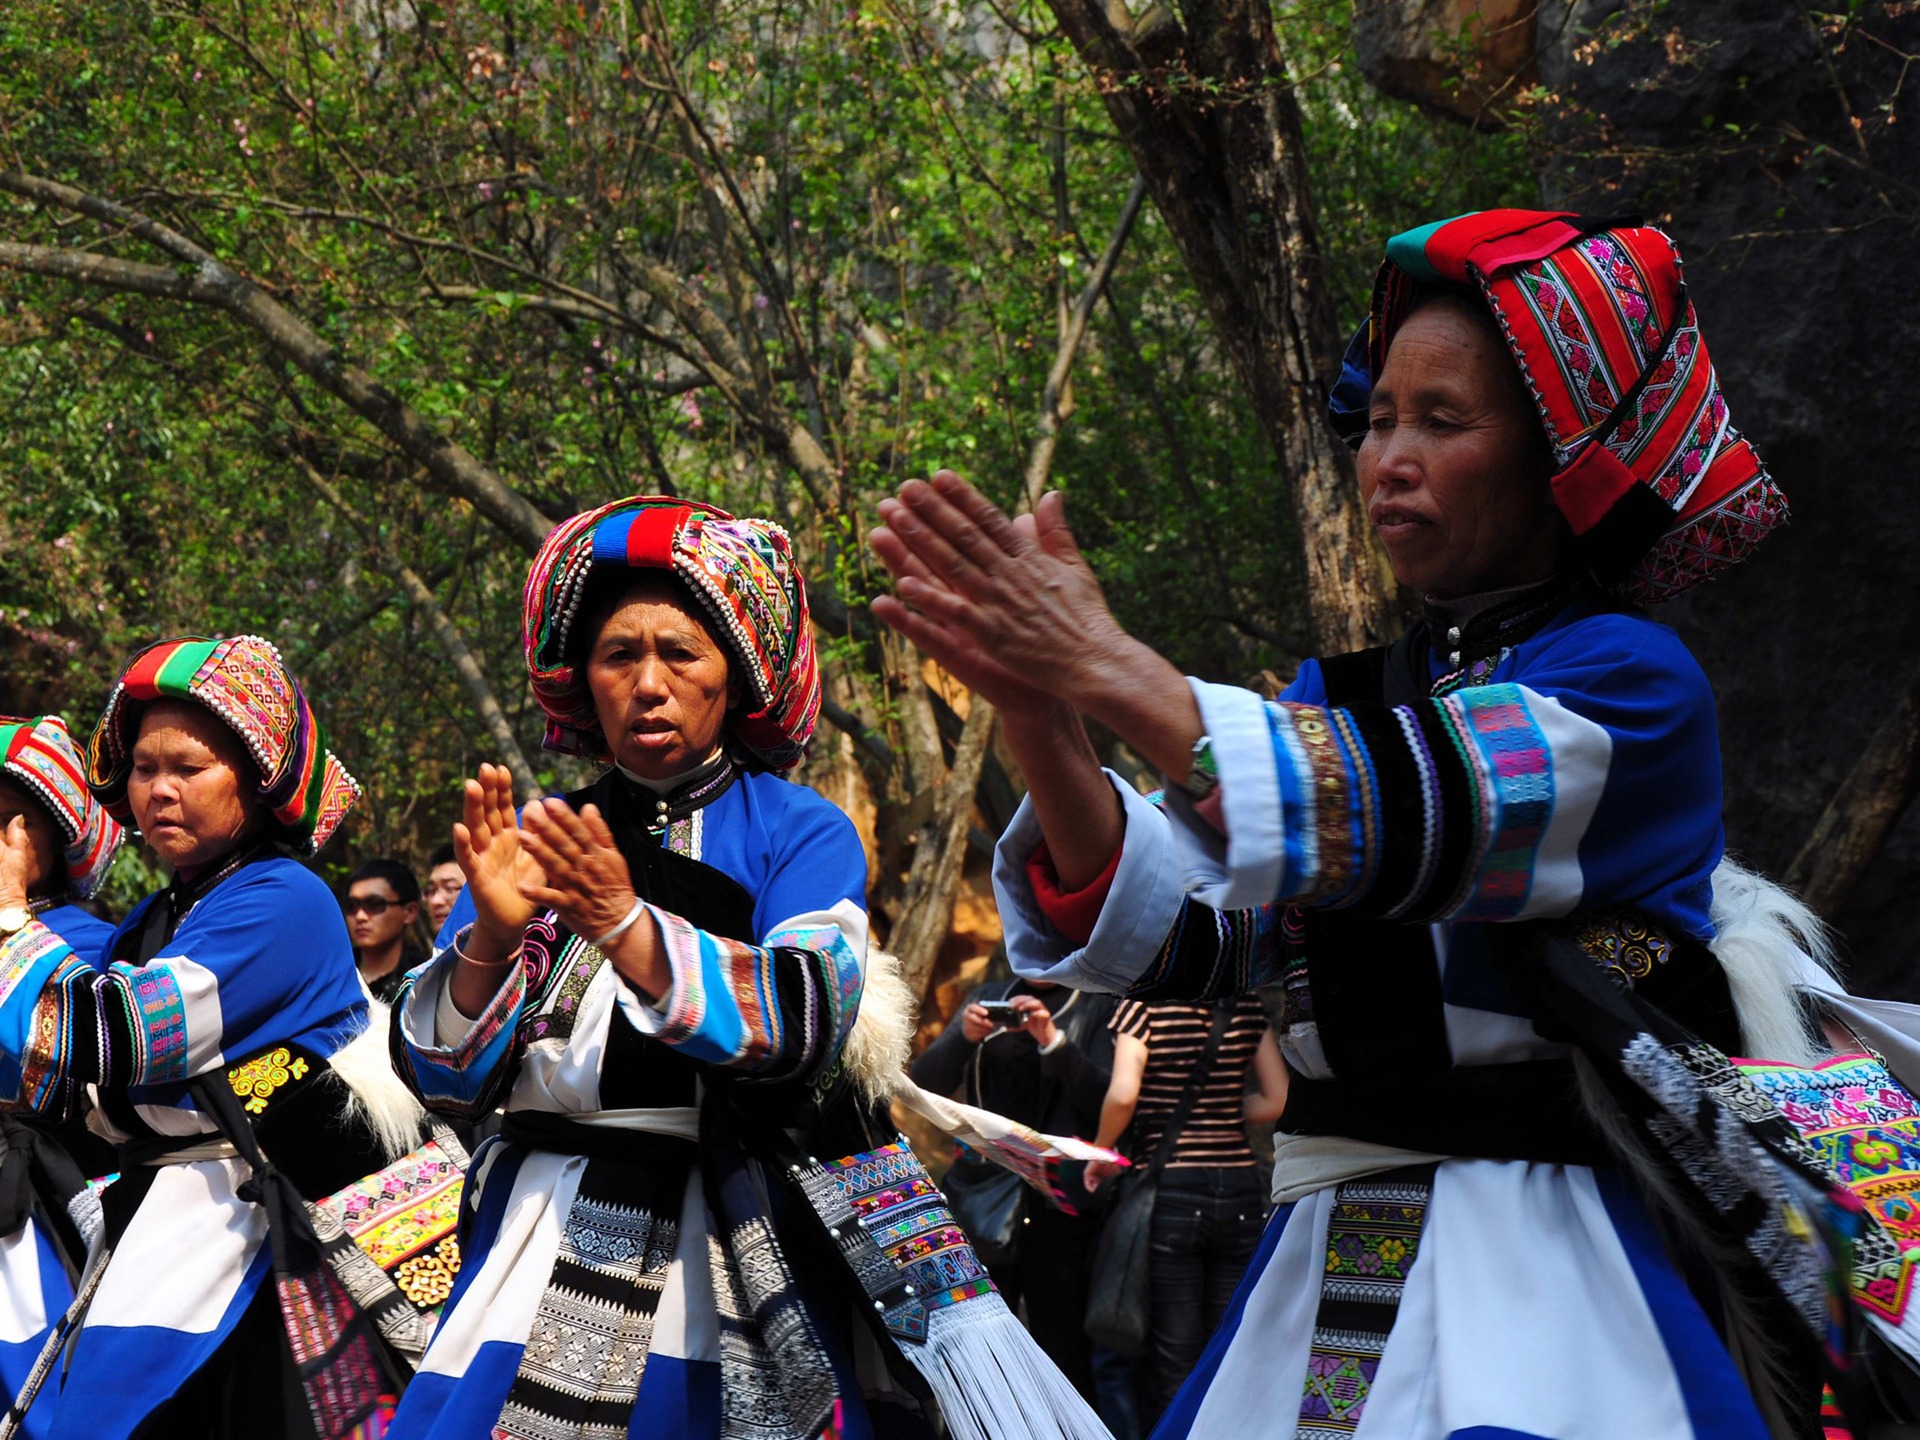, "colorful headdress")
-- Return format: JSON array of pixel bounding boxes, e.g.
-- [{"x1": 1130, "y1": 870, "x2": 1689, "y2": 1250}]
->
[
  {"x1": 523, "y1": 496, "x2": 820, "y2": 772},
  {"x1": 0, "y1": 715, "x2": 124, "y2": 898},
  {"x1": 1329, "y1": 209, "x2": 1788, "y2": 603},
  {"x1": 87, "y1": 635, "x2": 362, "y2": 855}
]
